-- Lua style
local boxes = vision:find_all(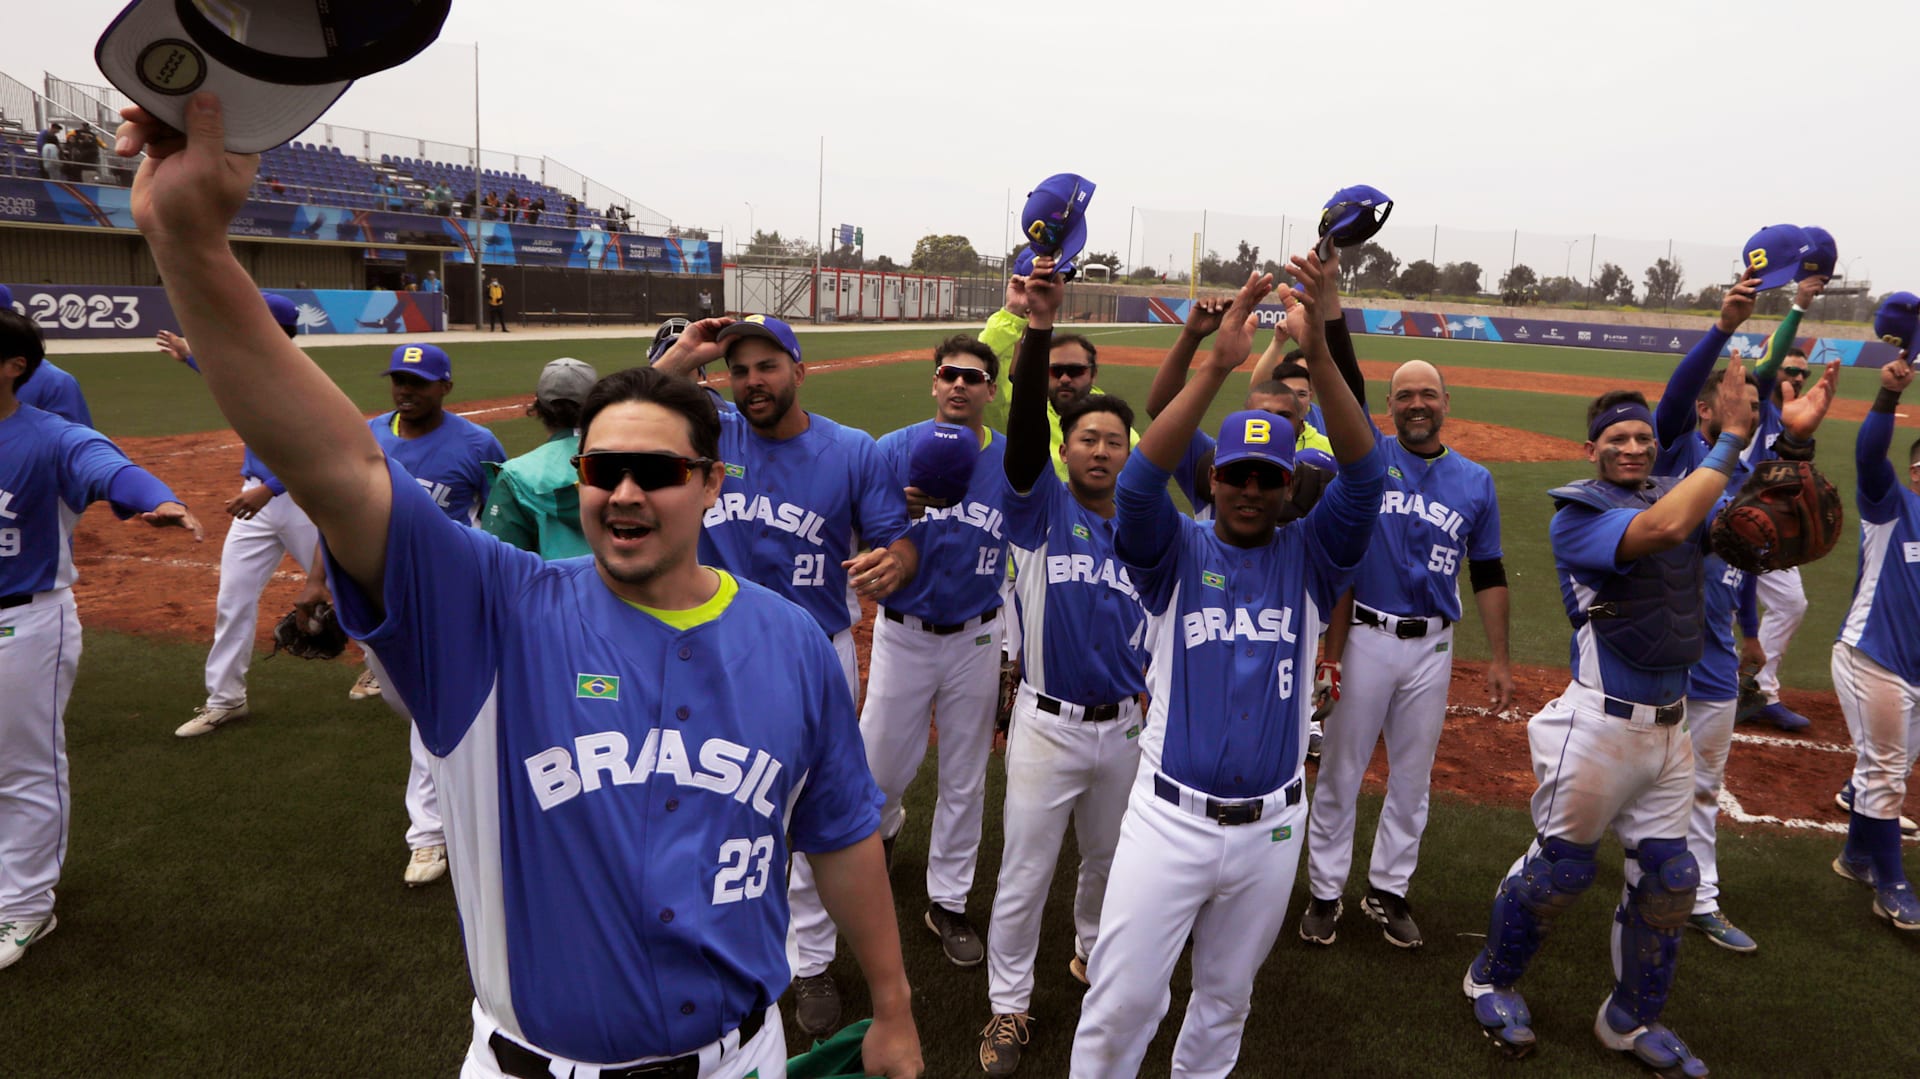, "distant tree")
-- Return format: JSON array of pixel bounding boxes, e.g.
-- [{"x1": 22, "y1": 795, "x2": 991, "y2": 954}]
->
[
  {"x1": 1198, "y1": 249, "x2": 1233, "y2": 286},
  {"x1": 1439, "y1": 260, "x2": 1485, "y2": 296},
  {"x1": 1128, "y1": 266, "x2": 1162, "y2": 283},
  {"x1": 1395, "y1": 259, "x2": 1442, "y2": 296},
  {"x1": 820, "y1": 243, "x2": 862, "y2": 269},
  {"x1": 1592, "y1": 262, "x2": 1632, "y2": 306},
  {"x1": 1347, "y1": 242, "x2": 1401, "y2": 291},
  {"x1": 1693, "y1": 284, "x2": 1725, "y2": 311},
  {"x1": 1230, "y1": 240, "x2": 1262, "y2": 282},
  {"x1": 911, "y1": 233, "x2": 983, "y2": 275},
  {"x1": 871, "y1": 254, "x2": 900, "y2": 272},
  {"x1": 1642, "y1": 258, "x2": 1685, "y2": 309},
  {"x1": 1536, "y1": 275, "x2": 1580, "y2": 305},
  {"x1": 1499, "y1": 264, "x2": 1538, "y2": 294},
  {"x1": 1082, "y1": 250, "x2": 1121, "y2": 272}
]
